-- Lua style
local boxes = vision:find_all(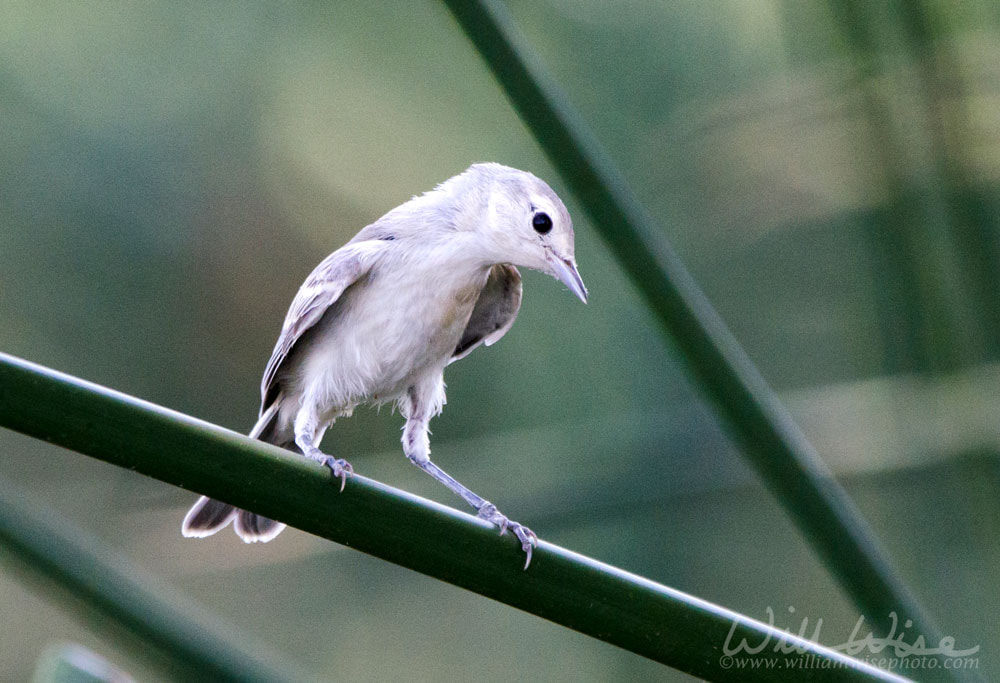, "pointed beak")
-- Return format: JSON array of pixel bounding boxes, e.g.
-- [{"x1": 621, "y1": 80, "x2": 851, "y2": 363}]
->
[{"x1": 546, "y1": 252, "x2": 588, "y2": 303}]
